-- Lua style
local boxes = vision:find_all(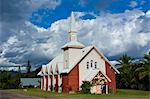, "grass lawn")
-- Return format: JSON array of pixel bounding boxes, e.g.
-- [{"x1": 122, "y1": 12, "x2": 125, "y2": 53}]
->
[{"x1": 8, "y1": 88, "x2": 150, "y2": 99}]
